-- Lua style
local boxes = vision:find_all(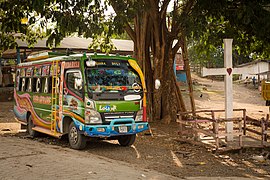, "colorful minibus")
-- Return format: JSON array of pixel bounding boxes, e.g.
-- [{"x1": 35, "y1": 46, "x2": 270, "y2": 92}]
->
[{"x1": 14, "y1": 53, "x2": 148, "y2": 149}]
